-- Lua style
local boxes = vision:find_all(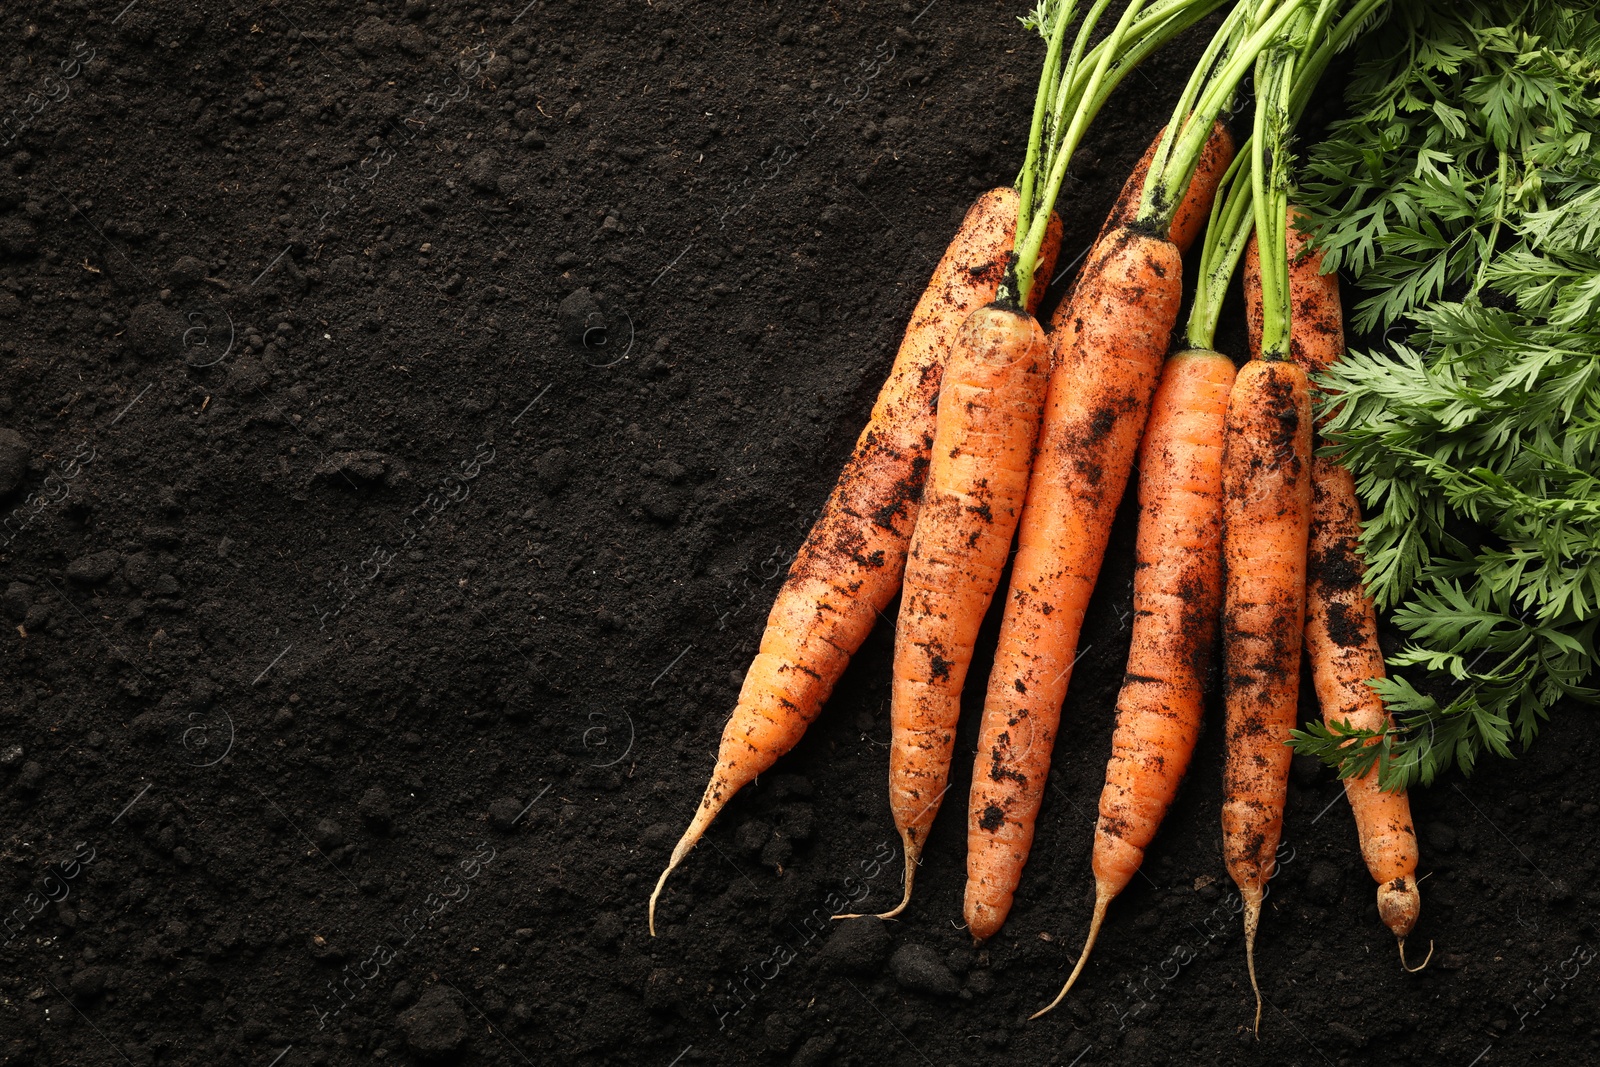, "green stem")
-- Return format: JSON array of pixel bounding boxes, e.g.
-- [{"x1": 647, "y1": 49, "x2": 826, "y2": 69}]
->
[
  {"x1": 1471, "y1": 149, "x2": 1510, "y2": 298},
  {"x1": 1252, "y1": 21, "x2": 1301, "y2": 360},
  {"x1": 1185, "y1": 142, "x2": 1255, "y2": 350},
  {"x1": 1138, "y1": 0, "x2": 1309, "y2": 229},
  {"x1": 1141, "y1": 0, "x2": 1252, "y2": 230},
  {"x1": 1288, "y1": 0, "x2": 1389, "y2": 121},
  {"x1": 1013, "y1": 0, "x2": 1152, "y2": 306},
  {"x1": 1015, "y1": 1, "x2": 1082, "y2": 260}
]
